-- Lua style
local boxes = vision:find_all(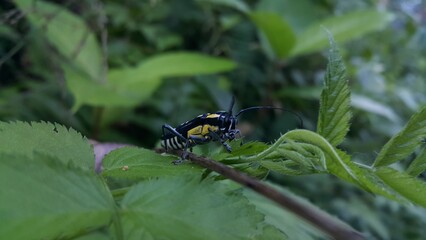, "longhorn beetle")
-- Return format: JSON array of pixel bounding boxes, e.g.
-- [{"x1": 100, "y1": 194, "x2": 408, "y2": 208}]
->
[{"x1": 161, "y1": 97, "x2": 303, "y2": 160}]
